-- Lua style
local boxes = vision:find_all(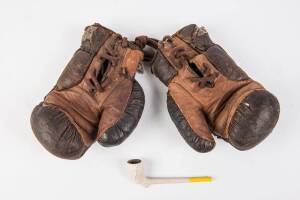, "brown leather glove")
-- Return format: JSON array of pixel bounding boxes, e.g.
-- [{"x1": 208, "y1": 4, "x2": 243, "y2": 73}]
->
[
  {"x1": 139, "y1": 24, "x2": 280, "y2": 152},
  {"x1": 31, "y1": 23, "x2": 145, "y2": 159}
]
